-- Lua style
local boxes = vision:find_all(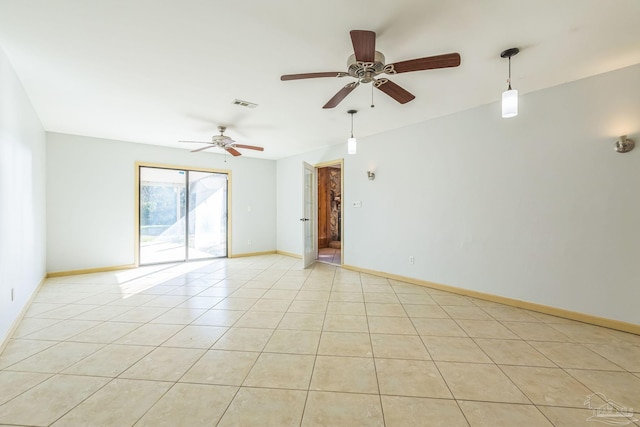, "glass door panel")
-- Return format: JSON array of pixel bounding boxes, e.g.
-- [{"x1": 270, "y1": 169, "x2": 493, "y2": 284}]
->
[
  {"x1": 139, "y1": 167, "x2": 187, "y2": 264},
  {"x1": 187, "y1": 171, "x2": 228, "y2": 259}
]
